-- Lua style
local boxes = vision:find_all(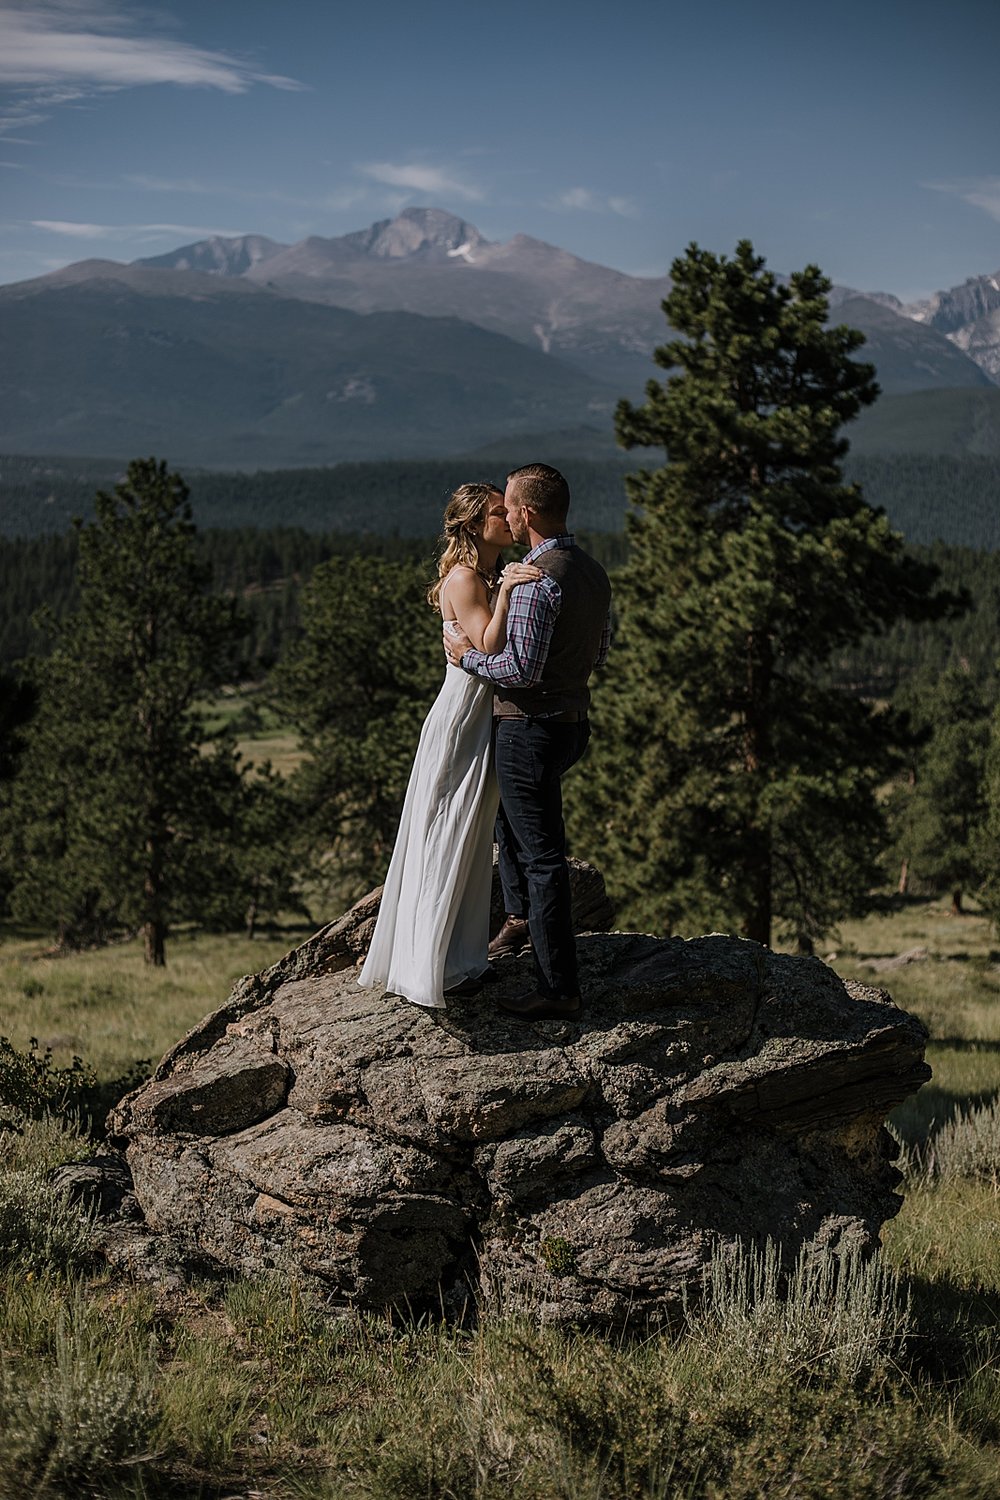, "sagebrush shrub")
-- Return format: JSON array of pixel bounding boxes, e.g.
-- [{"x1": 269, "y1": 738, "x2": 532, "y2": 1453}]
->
[
  {"x1": 925, "y1": 1096, "x2": 1000, "y2": 1185},
  {"x1": 689, "y1": 1238, "x2": 911, "y2": 1387},
  {"x1": 0, "y1": 1170, "x2": 92, "y2": 1274},
  {"x1": 0, "y1": 1112, "x2": 89, "y2": 1176},
  {"x1": 0, "y1": 1310, "x2": 157, "y2": 1485}
]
